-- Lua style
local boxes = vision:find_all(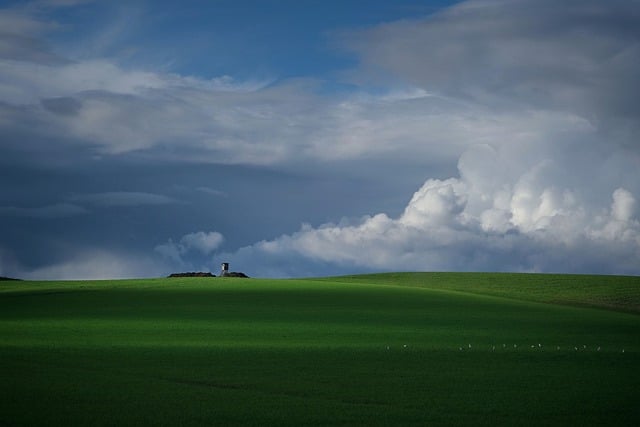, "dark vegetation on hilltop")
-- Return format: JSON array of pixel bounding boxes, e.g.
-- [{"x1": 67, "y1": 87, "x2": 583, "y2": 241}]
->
[
  {"x1": 0, "y1": 276, "x2": 20, "y2": 281},
  {"x1": 222, "y1": 271, "x2": 249, "y2": 278},
  {"x1": 168, "y1": 271, "x2": 249, "y2": 278},
  {"x1": 168, "y1": 272, "x2": 216, "y2": 278}
]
